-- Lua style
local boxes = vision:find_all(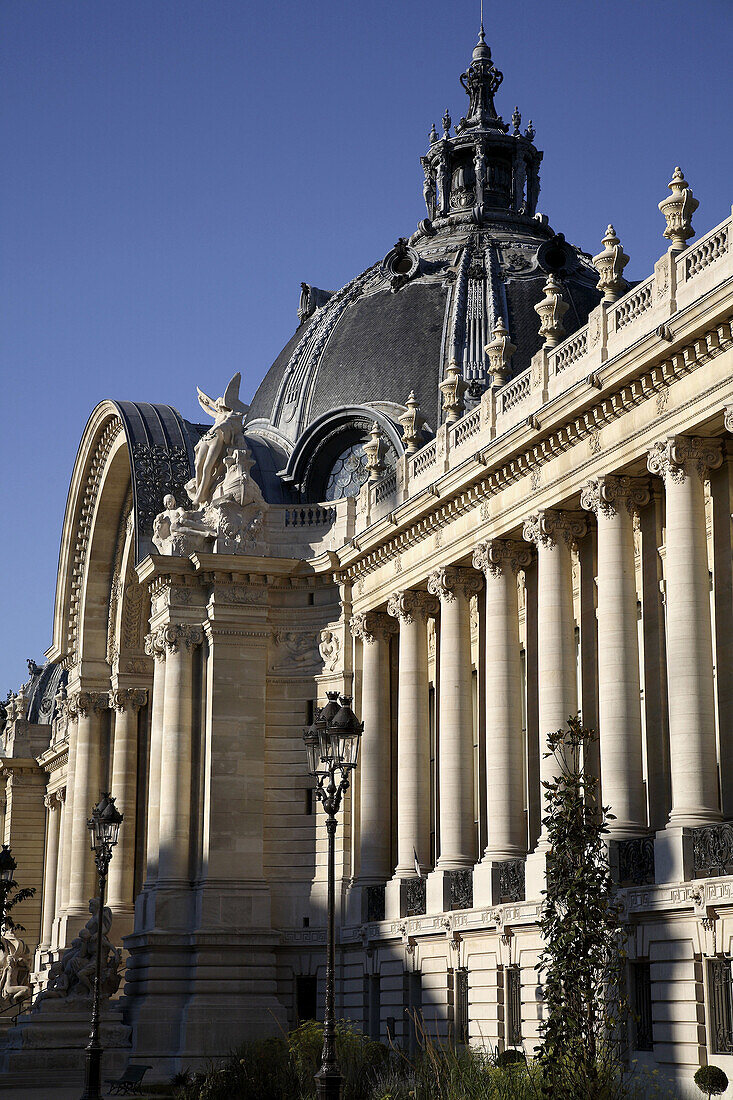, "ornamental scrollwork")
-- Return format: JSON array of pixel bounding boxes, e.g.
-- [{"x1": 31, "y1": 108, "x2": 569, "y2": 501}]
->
[
  {"x1": 522, "y1": 509, "x2": 587, "y2": 551},
  {"x1": 161, "y1": 624, "x2": 204, "y2": 655},
  {"x1": 472, "y1": 539, "x2": 532, "y2": 579},
  {"x1": 647, "y1": 436, "x2": 722, "y2": 484},
  {"x1": 386, "y1": 590, "x2": 438, "y2": 625},
  {"x1": 427, "y1": 567, "x2": 482, "y2": 603},
  {"x1": 580, "y1": 475, "x2": 650, "y2": 519}
]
